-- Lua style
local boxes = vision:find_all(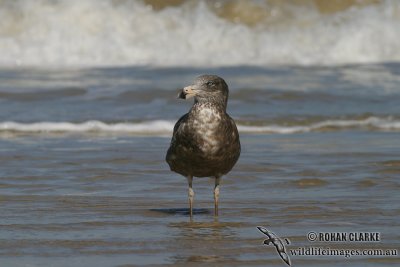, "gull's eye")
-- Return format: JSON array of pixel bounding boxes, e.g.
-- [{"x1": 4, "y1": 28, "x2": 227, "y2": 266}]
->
[{"x1": 206, "y1": 81, "x2": 215, "y2": 87}]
